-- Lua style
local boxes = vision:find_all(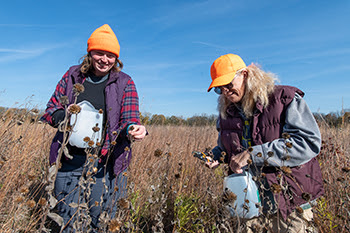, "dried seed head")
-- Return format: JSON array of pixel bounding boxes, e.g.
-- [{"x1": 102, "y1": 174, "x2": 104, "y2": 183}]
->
[
  {"x1": 261, "y1": 173, "x2": 266, "y2": 177},
  {"x1": 73, "y1": 83, "x2": 85, "y2": 95},
  {"x1": 96, "y1": 142, "x2": 101, "y2": 147},
  {"x1": 92, "y1": 125, "x2": 100, "y2": 132},
  {"x1": 281, "y1": 166, "x2": 292, "y2": 174},
  {"x1": 124, "y1": 146, "x2": 130, "y2": 151},
  {"x1": 98, "y1": 109, "x2": 103, "y2": 114},
  {"x1": 342, "y1": 167, "x2": 350, "y2": 173},
  {"x1": 167, "y1": 152, "x2": 172, "y2": 156},
  {"x1": 114, "y1": 186, "x2": 119, "y2": 192},
  {"x1": 20, "y1": 187, "x2": 29, "y2": 195},
  {"x1": 221, "y1": 151, "x2": 227, "y2": 156},
  {"x1": 26, "y1": 200, "x2": 36, "y2": 208},
  {"x1": 283, "y1": 155, "x2": 291, "y2": 161},
  {"x1": 267, "y1": 151, "x2": 274, "y2": 157},
  {"x1": 95, "y1": 201, "x2": 99, "y2": 206},
  {"x1": 256, "y1": 152, "x2": 262, "y2": 157},
  {"x1": 154, "y1": 149, "x2": 163, "y2": 157},
  {"x1": 223, "y1": 189, "x2": 237, "y2": 203},
  {"x1": 59, "y1": 96, "x2": 69, "y2": 106},
  {"x1": 282, "y1": 132, "x2": 291, "y2": 139},
  {"x1": 337, "y1": 177, "x2": 345, "y2": 182},
  {"x1": 27, "y1": 174, "x2": 36, "y2": 181},
  {"x1": 92, "y1": 167, "x2": 98, "y2": 173},
  {"x1": 270, "y1": 183, "x2": 282, "y2": 194},
  {"x1": 264, "y1": 160, "x2": 269, "y2": 166},
  {"x1": 111, "y1": 141, "x2": 117, "y2": 146},
  {"x1": 245, "y1": 199, "x2": 250, "y2": 204},
  {"x1": 118, "y1": 198, "x2": 130, "y2": 209},
  {"x1": 38, "y1": 198, "x2": 47, "y2": 206},
  {"x1": 68, "y1": 104, "x2": 81, "y2": 114},
  {"x1": 285, "y1": 142, "x2": 293, "y2": 148},
  {"x1": 301, "y1": 192, "x2": 311, "y2": 201},
  {"x1": 123, "y1": 172, "x2": 128, "y2": 177},
  {"x1": 248, "y1": 147, "x2": 254, "y2": 152},
  {"x1": 295, "y1": 206, "x2": 304, "y2": 214},
  {"x1": 15, "y1": 196, "x2": 24, "y2": 203},
  {"x1": 247, "y1": 159, "x2": 252, "y2": 165},
  {"x1": 83, "y1": 137, "x2": 91, "y2": 142},
  {"x1": 112, "y1": 131, "x2": 118, "y2": 135},
  {"x1": 108, "y1": 218, "x2": 122, "y2": 233},
  {"x1": 88, "y1": 140, "x2": 94, "y2": 147},
  {"x1": 175, "y1": 173, "x2": 180, "y2": 179}
]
